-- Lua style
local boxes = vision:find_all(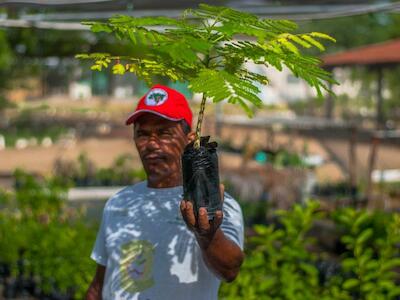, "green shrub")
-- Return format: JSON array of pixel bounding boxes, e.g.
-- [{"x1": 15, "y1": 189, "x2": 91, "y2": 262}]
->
[
  {"x1": 220, "y1": 201, "x2": 400, "y2": 300},
  {"x1": 53, "y1": 152, "x2": 147, "y2": 187},
  {"x1": 0, "y1": 170, "x2": 97, "y2": 299},
  {"x1": 331, "y1": 208, "x2": 400, "y2": 299}
]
